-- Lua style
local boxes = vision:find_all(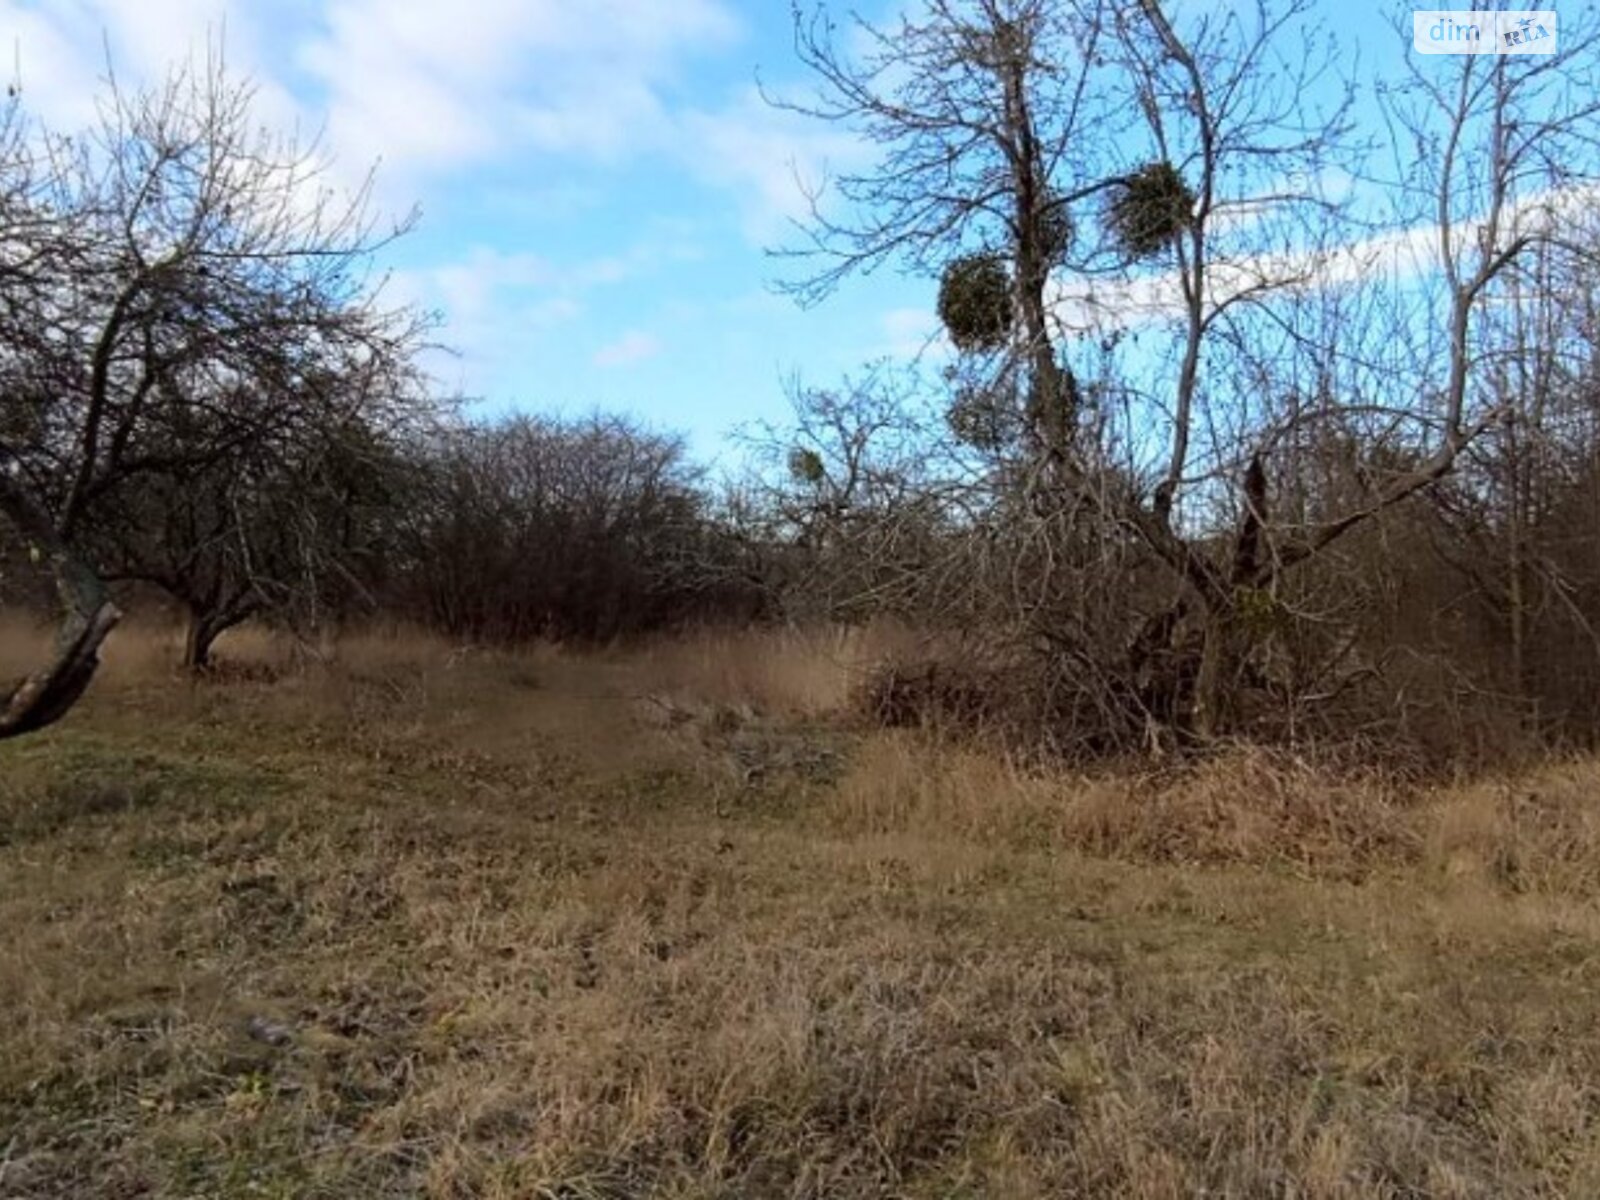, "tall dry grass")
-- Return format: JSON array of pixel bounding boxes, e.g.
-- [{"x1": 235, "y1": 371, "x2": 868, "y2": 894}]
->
[
  {"x1": 10, "y1": 613, "x2": 1600, "y2": 896},
  {"x1": 827, "y1": 729, "x2": 1600, "y2": 895},
  {"x1": 1, "y1": 615, "x2": 911, "y2": 711},
  {"x1": 622, "y1": 622, "x2": 920, "y2": 717},
  {"x1": 827, "y1": 737, "x2": 1419, "y2": 873}
]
